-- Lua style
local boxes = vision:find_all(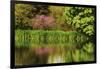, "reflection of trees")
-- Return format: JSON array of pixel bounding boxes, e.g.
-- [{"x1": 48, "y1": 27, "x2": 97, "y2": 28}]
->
[
  {"x1": 71, "y1": 42, "x2": 94, "y2": 62},
  {"x1": 82, "y1": 42, "x2": 94, "y2": 54},
  {"x1": 15, "y1": 42, "x2": 95, "y2": 65},
  {"x1": 15, "y1": 46, "x2": 49, "y2": 65}
]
